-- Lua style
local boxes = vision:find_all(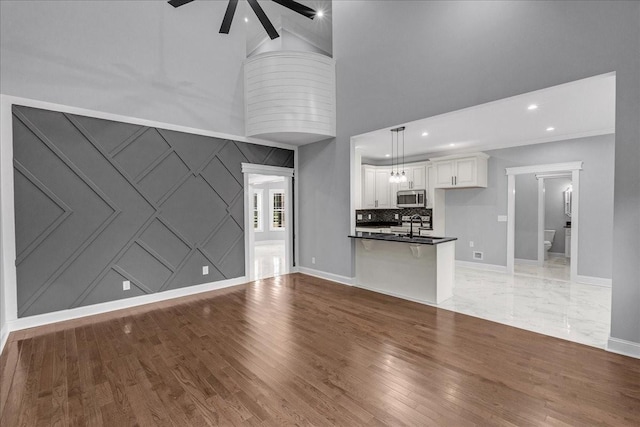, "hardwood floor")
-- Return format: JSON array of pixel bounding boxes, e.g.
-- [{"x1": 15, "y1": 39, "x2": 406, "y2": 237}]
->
[{"x1": 1, "y1": 273, "x2": 639, "y2": 426}]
